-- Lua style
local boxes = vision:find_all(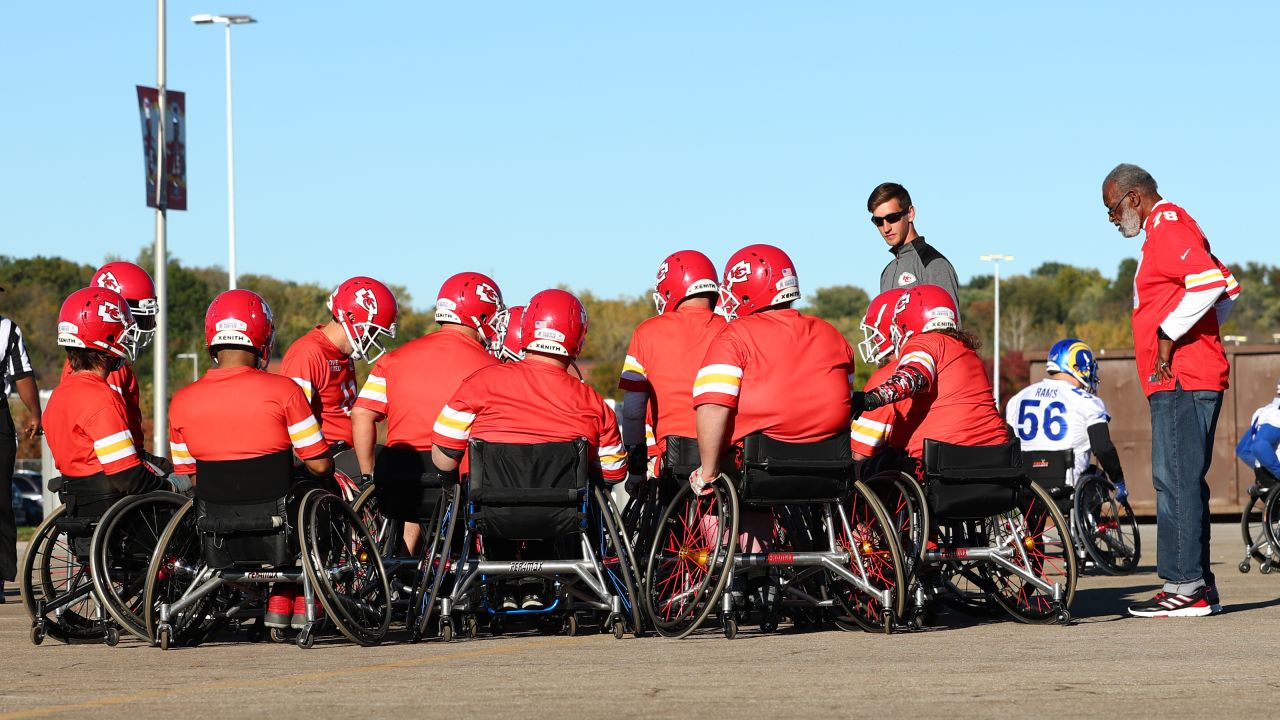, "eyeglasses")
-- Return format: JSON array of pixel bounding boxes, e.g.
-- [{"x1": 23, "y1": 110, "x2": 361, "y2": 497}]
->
[
  {"x1": 1107, "y1": 190, "x2": 1132, "y2": 217},
  {"x1": 871, "y1": 209, "x2": 909, "y2": 227}
]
